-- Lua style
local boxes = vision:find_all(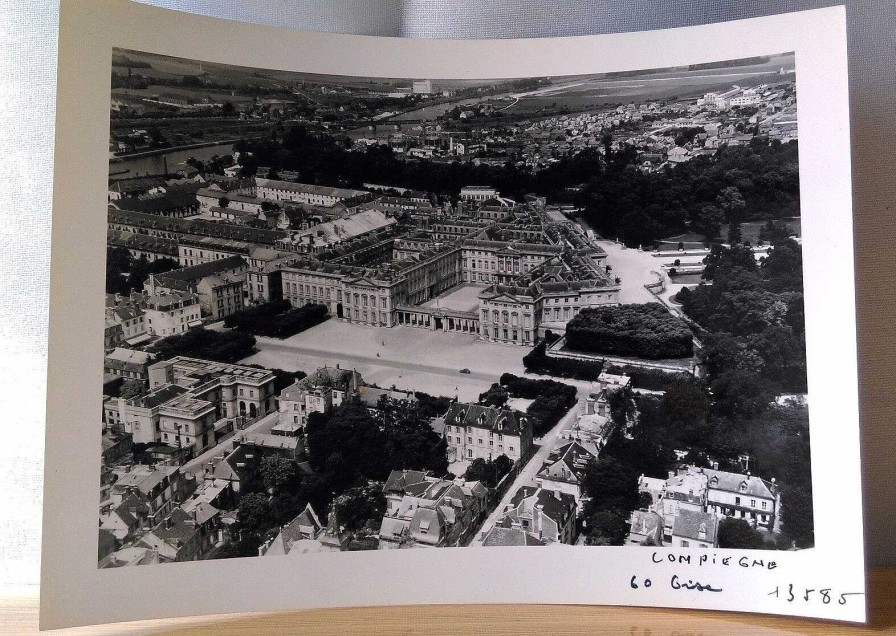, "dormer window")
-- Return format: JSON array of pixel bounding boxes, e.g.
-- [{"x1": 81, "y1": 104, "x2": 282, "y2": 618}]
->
[{"x1": 739, "y1": 482, "x2": 748, "y2": 493}]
